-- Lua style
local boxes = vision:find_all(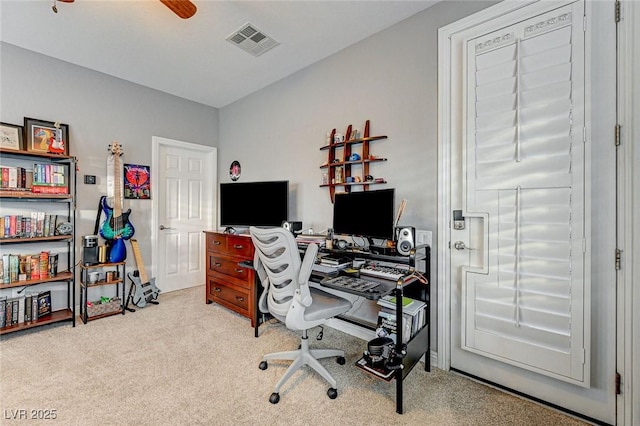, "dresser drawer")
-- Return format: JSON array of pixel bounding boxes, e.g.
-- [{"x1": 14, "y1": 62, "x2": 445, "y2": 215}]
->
[
  {"x1": 207, "y1": 254, "x2": 252, "y2": 288},
  {"x1": 206, "y1": 233, "x2": 227, "y2": 253},
  {"x1": 207, "y1": 278, "x2": 249, "y2": 313},
  {"x1": 226, "y1": 235, "x2": 254, "y2": 258}
]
